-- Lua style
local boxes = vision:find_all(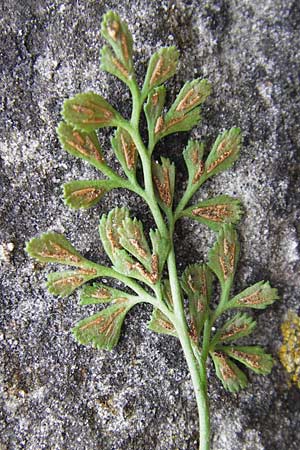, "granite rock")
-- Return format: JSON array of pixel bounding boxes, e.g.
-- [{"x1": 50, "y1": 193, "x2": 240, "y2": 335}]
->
[{"x1": 0, "y1": 0, "x2": 299, "y2": 449}]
